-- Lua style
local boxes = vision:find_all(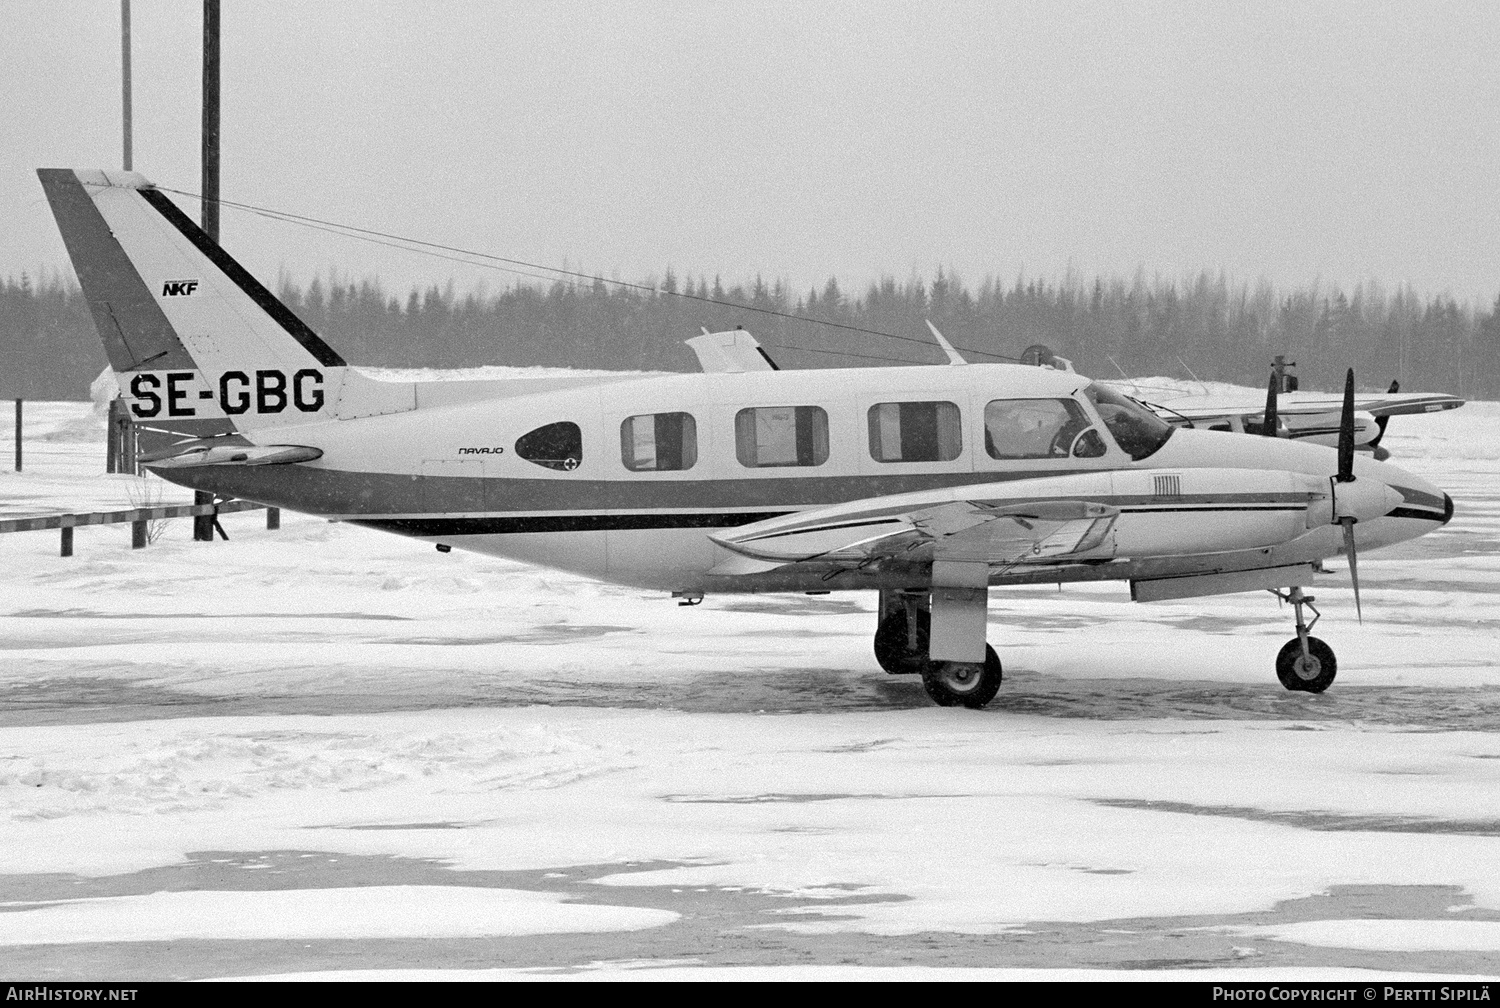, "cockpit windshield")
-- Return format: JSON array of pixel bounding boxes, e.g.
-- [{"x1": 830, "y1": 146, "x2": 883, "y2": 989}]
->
[{"x1": 1083, "y1": 384, "x2": 1175, "y2": 460}]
